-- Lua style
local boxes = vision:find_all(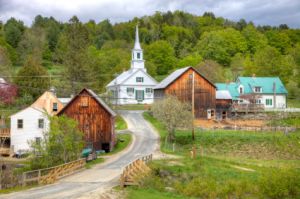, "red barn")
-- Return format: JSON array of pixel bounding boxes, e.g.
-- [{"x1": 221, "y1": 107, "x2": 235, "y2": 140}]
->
[
  {"x1": 154, "y1": 67, "x2": 216, "y2": 118},
  {"x1": 58, "y1": 88, "x2": 116, "y2": 152}
]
